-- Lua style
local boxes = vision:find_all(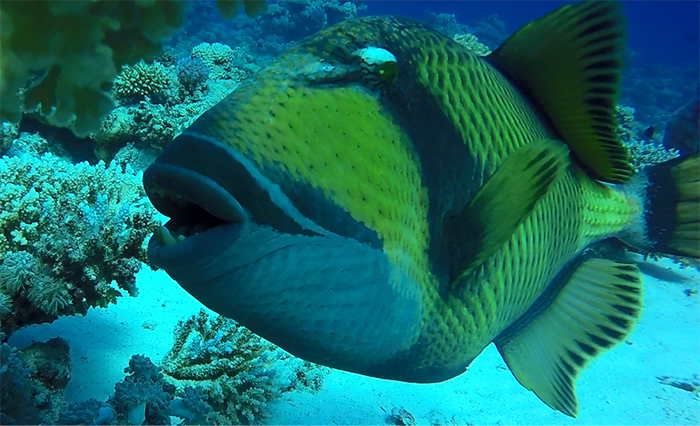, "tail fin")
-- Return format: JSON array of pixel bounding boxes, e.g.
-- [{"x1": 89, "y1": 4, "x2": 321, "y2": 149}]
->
[{"x1": 626, "y1": 153, "x2": 700, "y2": 258}]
